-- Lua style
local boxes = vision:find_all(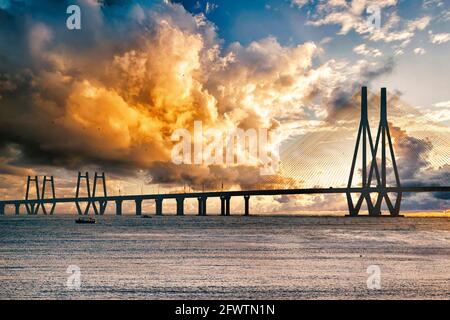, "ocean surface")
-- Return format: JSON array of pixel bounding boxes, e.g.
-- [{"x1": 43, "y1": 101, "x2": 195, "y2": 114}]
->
[{"x1": 0, "y1": 215, "x2": 449, "y2": 299}]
